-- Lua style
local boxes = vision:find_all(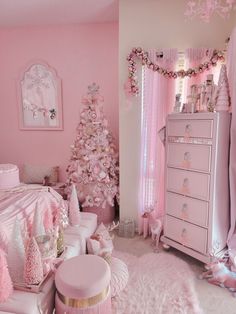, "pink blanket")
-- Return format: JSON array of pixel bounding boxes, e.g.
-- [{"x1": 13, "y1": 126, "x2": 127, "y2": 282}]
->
[{"x1": 0, "y1": 184, "x2": 65, "y2": 238}]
